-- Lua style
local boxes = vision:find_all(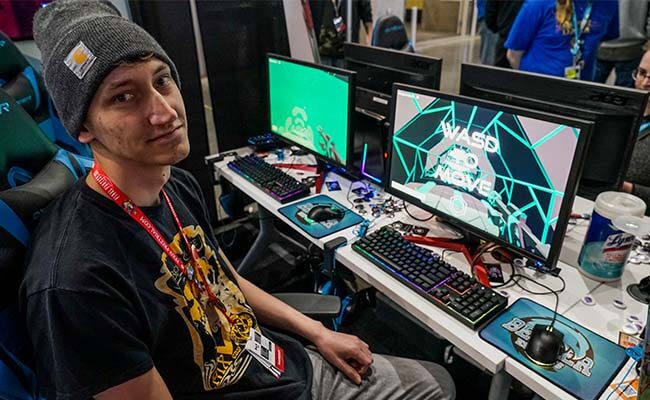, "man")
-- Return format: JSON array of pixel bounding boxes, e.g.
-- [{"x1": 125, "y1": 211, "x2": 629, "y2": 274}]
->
[
  {"x1": 622, "y1": 49, "x2": 650, "y2": 213},
  {"x1": 485, "y1": 0, "x2": 523, "y2": 68},
  {"x1": 478, "y1": 0, "x2": 498, "y2": 65},
  {"x1": 20, "y1": 1, "x2": 456, "y2": 399},
  {"x1": 309, "y1": 0, "x2": 373, "y2": 67},
  {"x1": 594, "y1": 0, "x2": 650, "y2": 88}
]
